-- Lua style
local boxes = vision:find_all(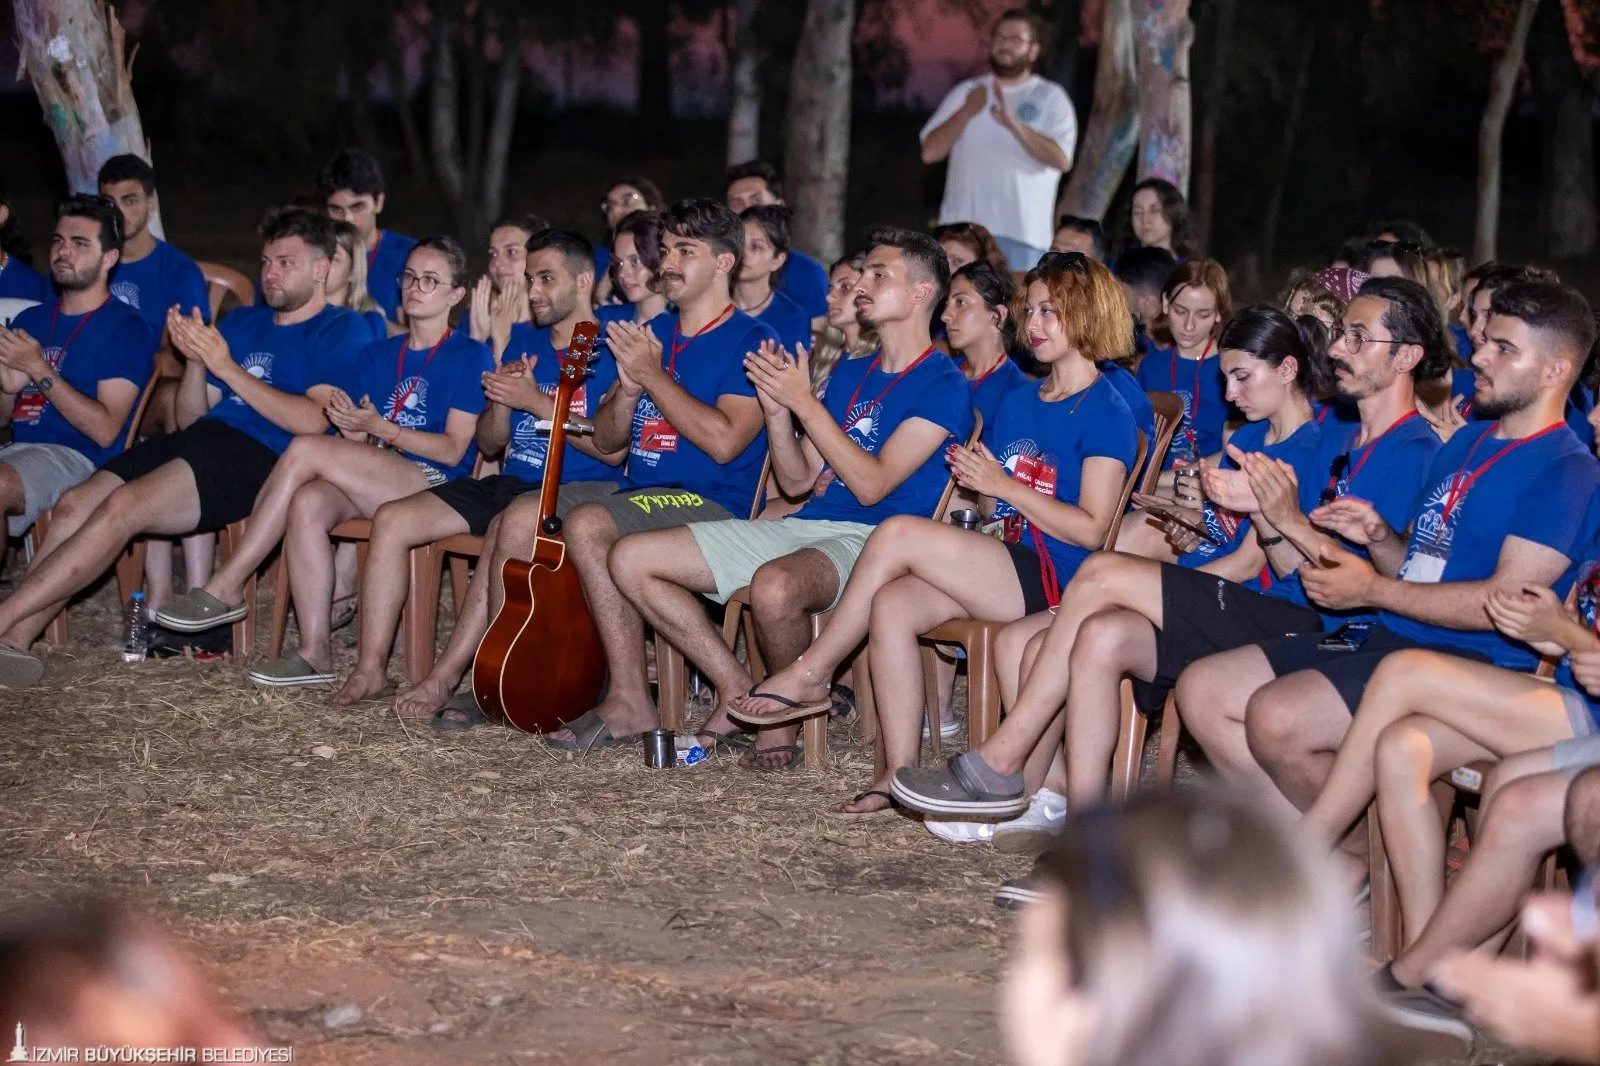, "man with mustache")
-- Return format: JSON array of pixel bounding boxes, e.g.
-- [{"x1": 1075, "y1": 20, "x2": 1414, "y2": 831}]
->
[
  {"x1": 0, "y1": 207, "x2": 370, "y2": 687},
  {"x1": 610, "y1": 226, "x2": 973, "y2": 769},
  {"x1": 920, "y1": 8, "x2": 1078, "y2": 271},
  {"x1": 0, "y1": 195, "x2": 156, "y2": 556}
]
